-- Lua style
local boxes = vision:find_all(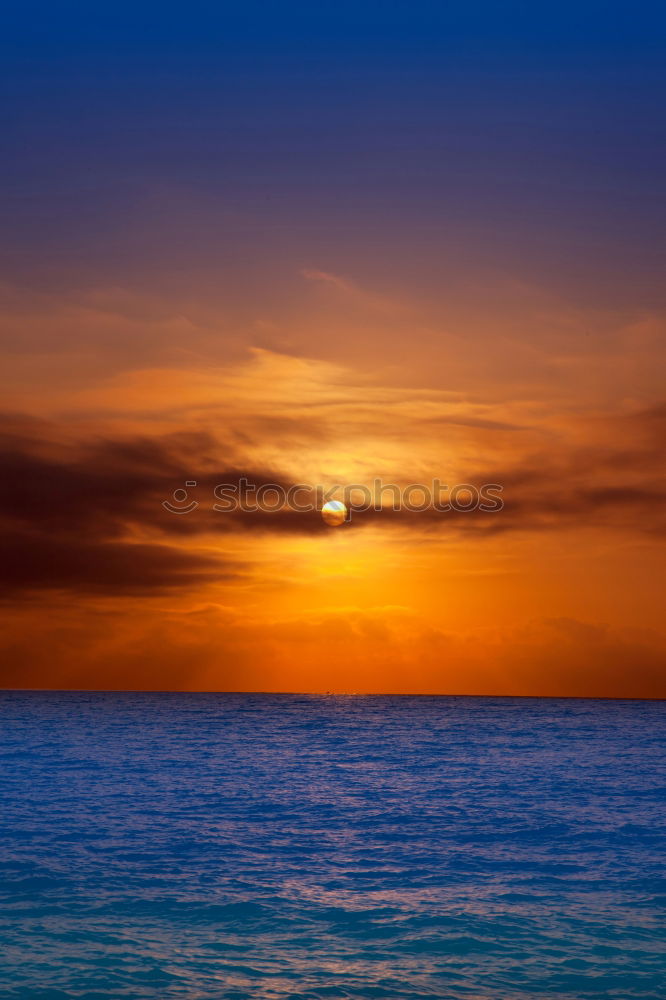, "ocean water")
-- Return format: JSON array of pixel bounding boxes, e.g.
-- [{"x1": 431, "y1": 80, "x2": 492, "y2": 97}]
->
[{"x1": 0, "y1": 693, "x2": 664, "y2": 999}]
